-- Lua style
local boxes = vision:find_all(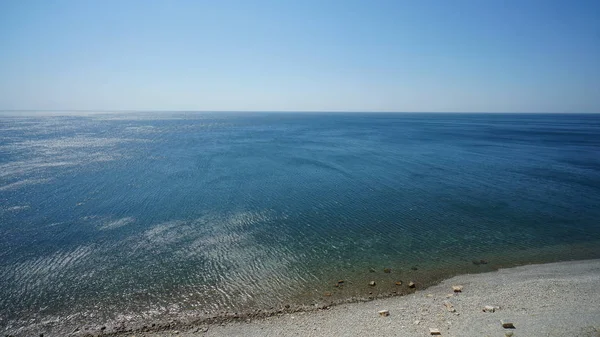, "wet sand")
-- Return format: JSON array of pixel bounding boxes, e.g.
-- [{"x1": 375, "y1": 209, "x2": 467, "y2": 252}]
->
[{"x1": 140, "y1": 259, "x2": 600, "y2": 337}]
